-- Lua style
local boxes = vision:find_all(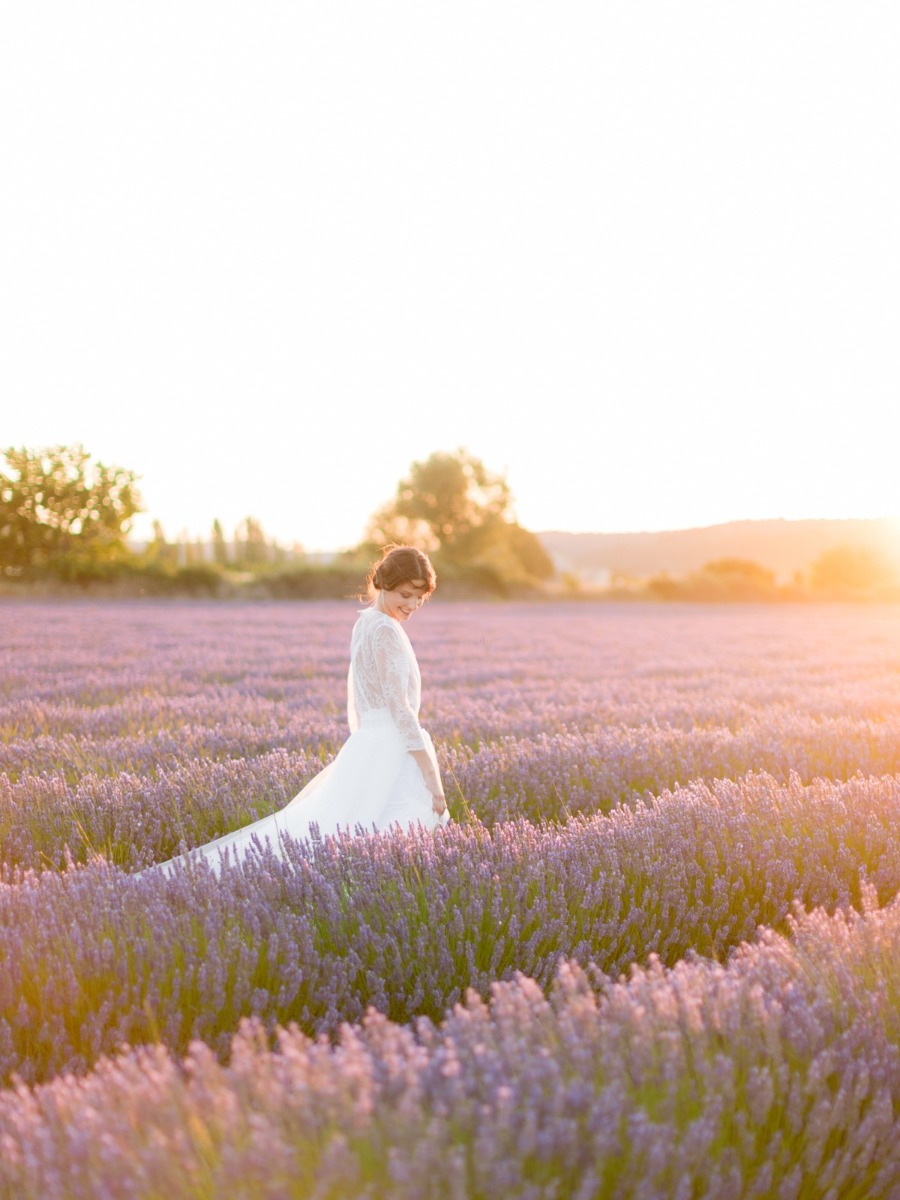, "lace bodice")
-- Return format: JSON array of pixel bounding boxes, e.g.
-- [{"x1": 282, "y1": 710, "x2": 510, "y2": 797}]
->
[{"x1": 347, "y1": 608, "x2": 427, "y2": 751}]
